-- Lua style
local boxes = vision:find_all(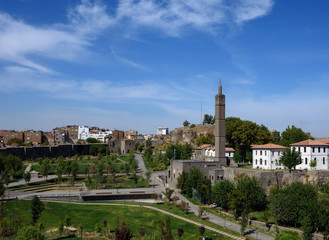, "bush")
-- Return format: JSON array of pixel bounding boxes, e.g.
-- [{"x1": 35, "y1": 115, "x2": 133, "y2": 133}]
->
[{"x1": 275, "y1": 230, "x2": 301, "y2": 240}]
